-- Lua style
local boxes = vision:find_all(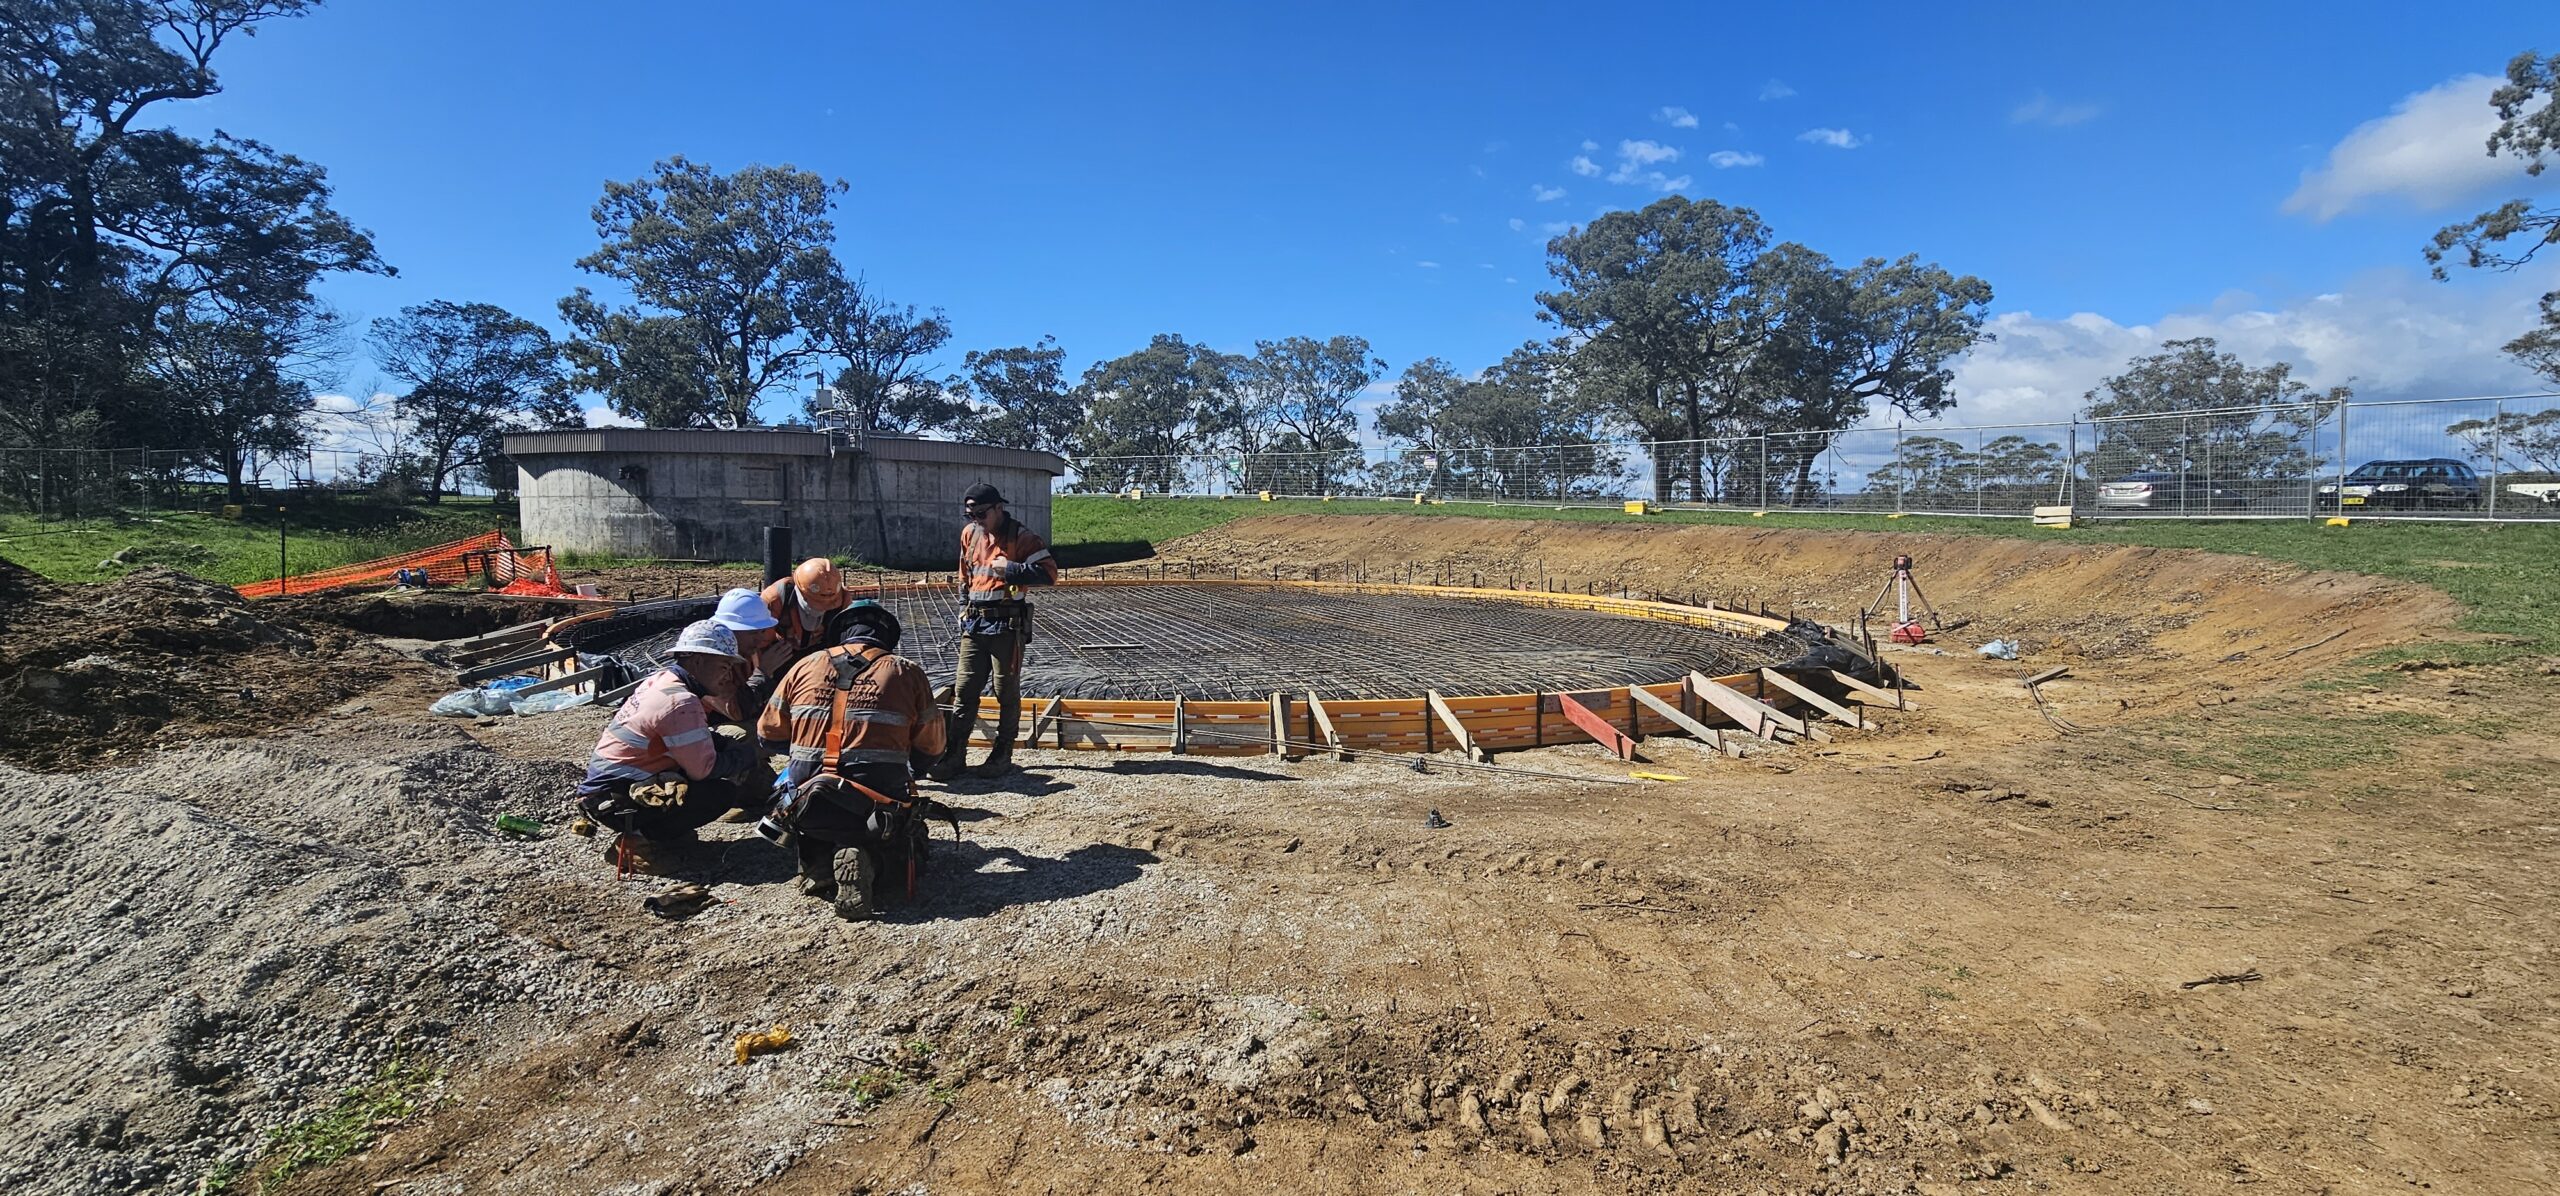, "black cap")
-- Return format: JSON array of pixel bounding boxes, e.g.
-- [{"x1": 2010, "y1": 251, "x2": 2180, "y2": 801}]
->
[
  {"x1": 832, "y1": 600, "x2": 902, "y2": 651},
  {"x1": 962, "y1": 482, "x2": 1006, "y2": 507}
]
